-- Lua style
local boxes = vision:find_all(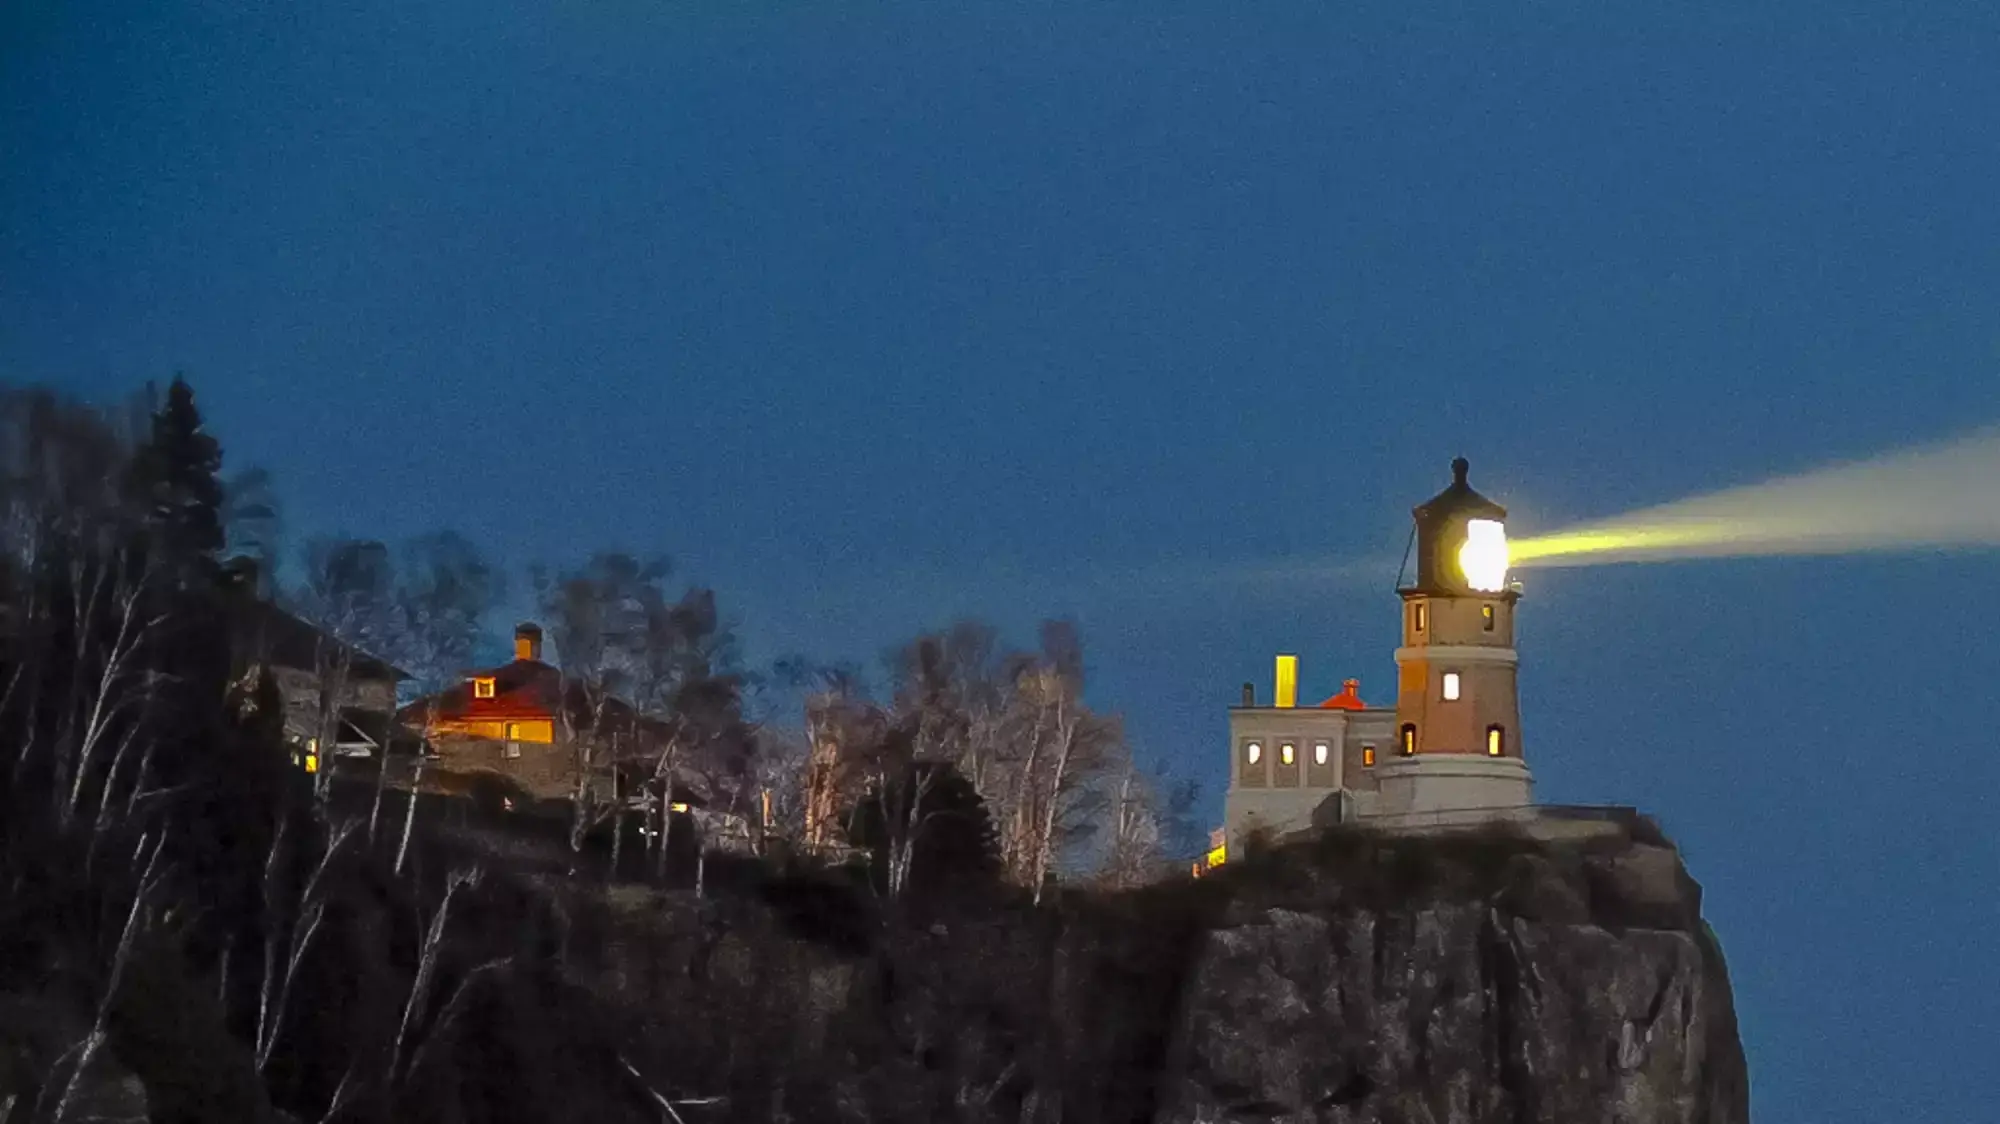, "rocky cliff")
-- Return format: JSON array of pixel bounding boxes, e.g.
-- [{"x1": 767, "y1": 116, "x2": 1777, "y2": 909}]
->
[
  {"x1": 0, "y1": 808, "x2": 1746, "y2": 1123},
  {"x1": 549, "y1": 814, "x2": 1748, "y2": 1124}
]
